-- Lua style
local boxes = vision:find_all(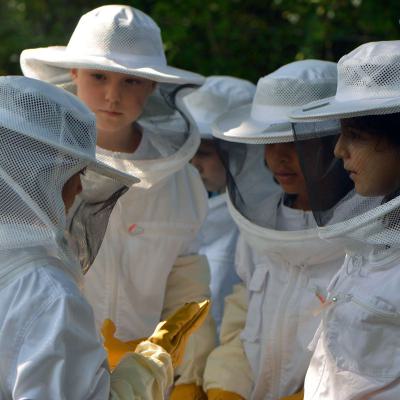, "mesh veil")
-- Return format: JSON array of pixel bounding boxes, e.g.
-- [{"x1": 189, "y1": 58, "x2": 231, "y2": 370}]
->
[
  {"x1": 68, "y1": 178, "x2": 128, "y2": 274},
  {"x1": 293, "y1": 120, "x2": 400, "y2": 255},
  {"x1": 0, "y1": 76, "x2": 131, "y2": 274},
  {"x1": 216, "y1": 139, "x2": 346, "y2": 265},
  {"x1": 0, "y1": 77, "x2": 90, "y2": 258},
  {"x1": 138, "y1": 83, "x2": 195, "y2": 155},
  {"x1": 216, "y1": 140, "x2": 279, "y2": 227}
]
